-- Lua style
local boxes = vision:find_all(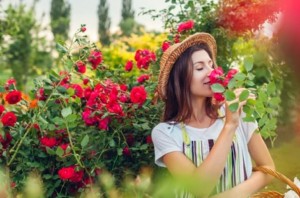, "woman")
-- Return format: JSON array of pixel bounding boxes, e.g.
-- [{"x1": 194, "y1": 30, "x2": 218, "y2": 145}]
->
[{"x1": 152, "y1": 33, "x2": 275, "y2": 197}]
